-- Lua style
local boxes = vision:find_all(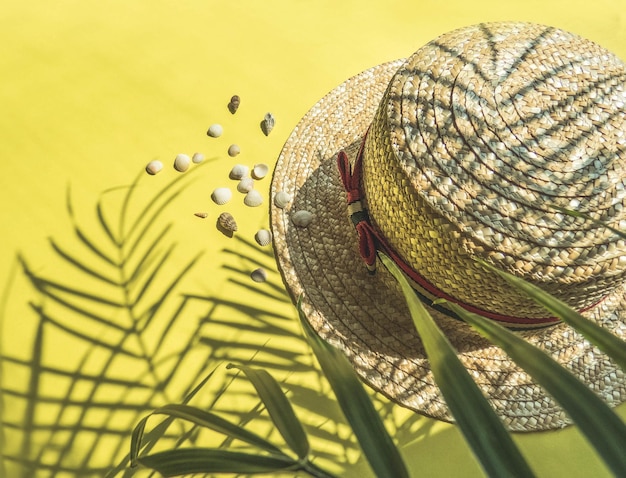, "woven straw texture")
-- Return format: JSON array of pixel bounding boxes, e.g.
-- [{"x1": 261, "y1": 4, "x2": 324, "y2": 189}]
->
[{"x1": 270, "y1": 22, "x2": 626, "y2": 431}]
